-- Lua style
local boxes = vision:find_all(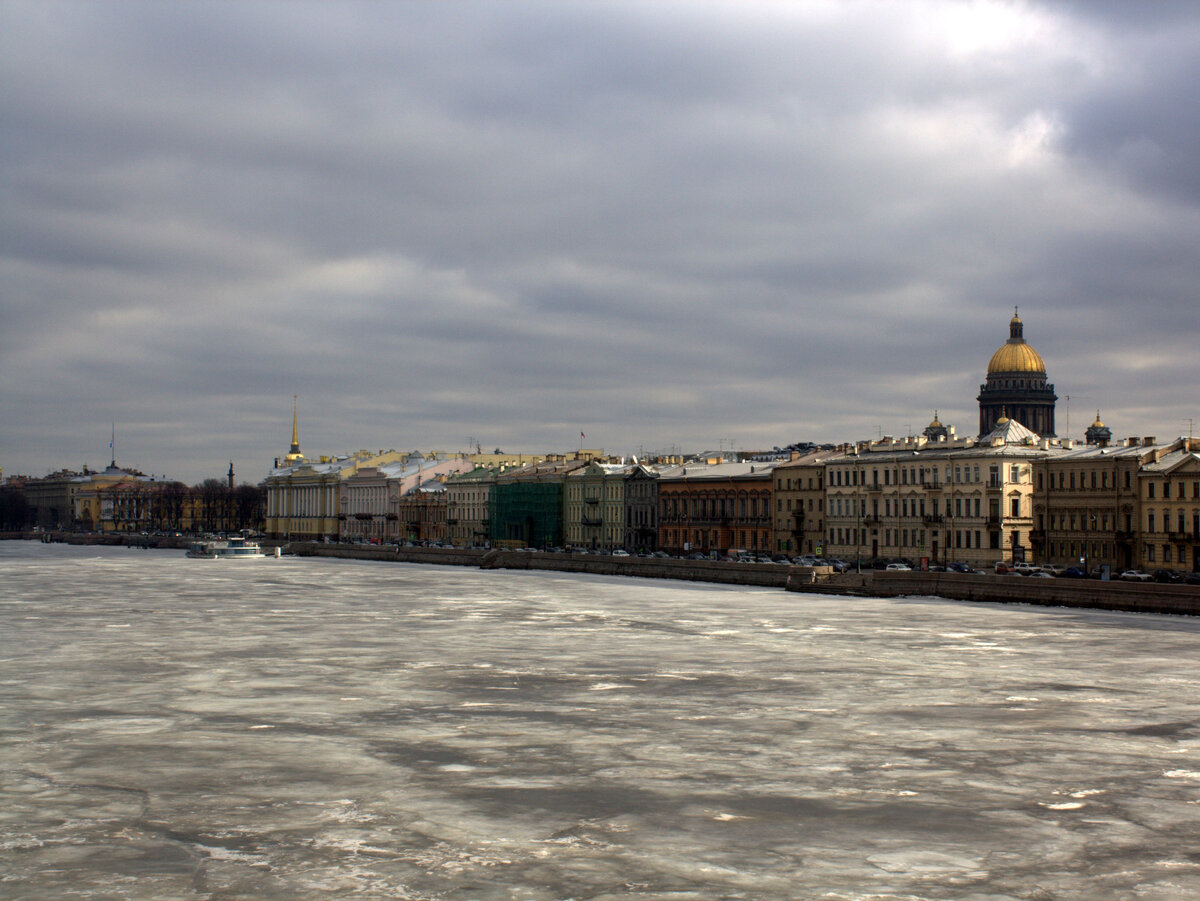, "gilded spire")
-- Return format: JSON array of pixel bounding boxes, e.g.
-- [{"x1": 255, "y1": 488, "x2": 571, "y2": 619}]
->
[{"x1": 285, "y1": 395, "x2": 303, "y2": 461}]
